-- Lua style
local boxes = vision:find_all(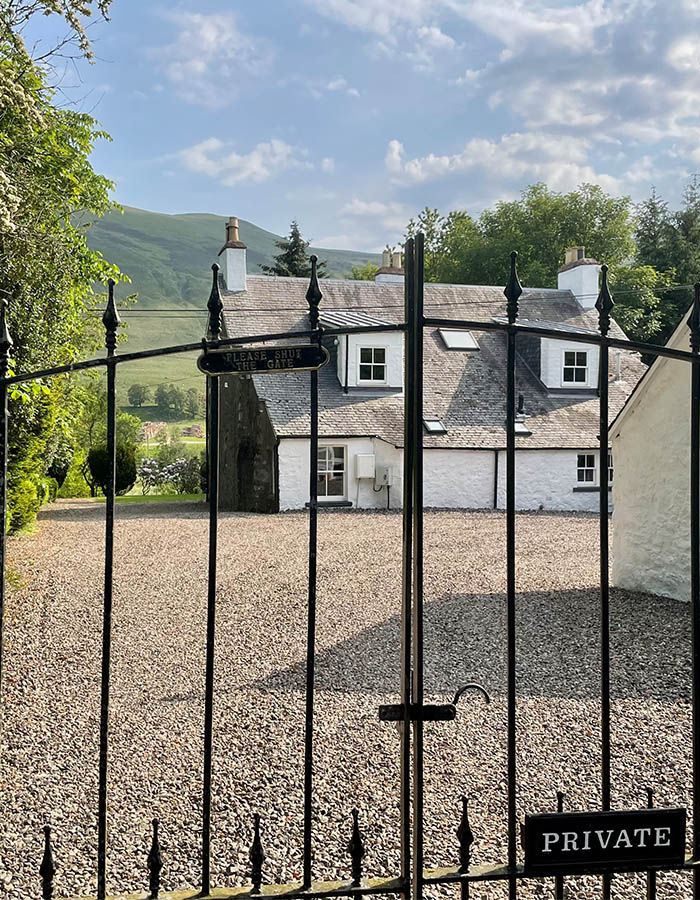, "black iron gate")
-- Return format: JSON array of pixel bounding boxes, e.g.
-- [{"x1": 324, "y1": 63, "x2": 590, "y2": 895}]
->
[{"x1": 0, "y1": 234, "x2": 700, "y2": 899}]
